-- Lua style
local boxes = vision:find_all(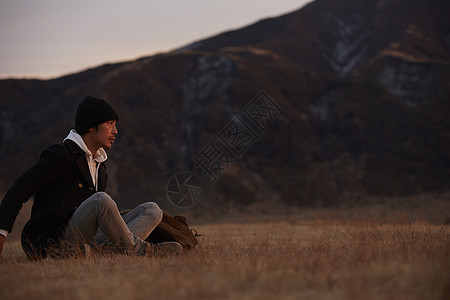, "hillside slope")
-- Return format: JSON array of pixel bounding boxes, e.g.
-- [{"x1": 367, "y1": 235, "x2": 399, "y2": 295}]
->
[{"x1": 0, "y1": 0, "x2": 449, "y2": 210}]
